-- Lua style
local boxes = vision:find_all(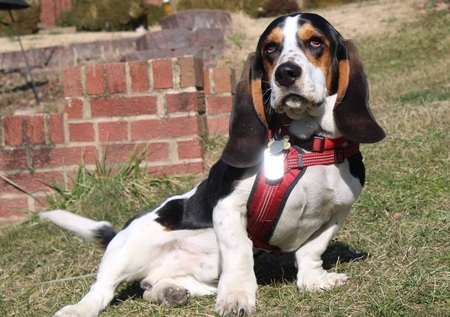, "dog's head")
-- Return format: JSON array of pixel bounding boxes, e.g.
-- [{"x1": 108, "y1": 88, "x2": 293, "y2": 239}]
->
[{"x1": 222, "y1": 13, "x2": 385, "y2": 168}]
